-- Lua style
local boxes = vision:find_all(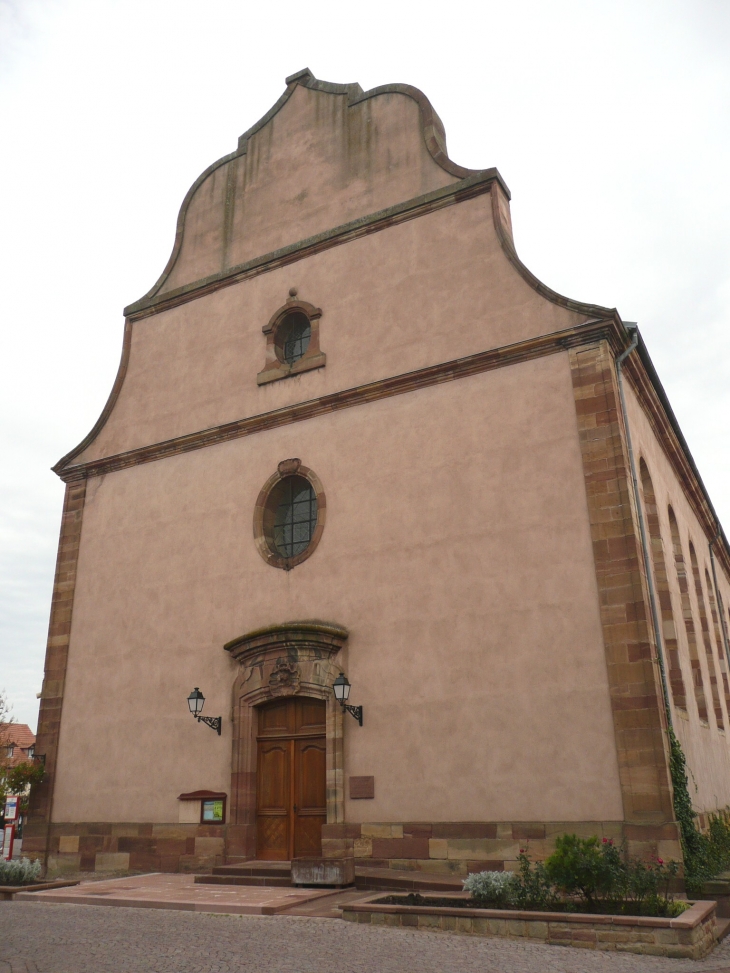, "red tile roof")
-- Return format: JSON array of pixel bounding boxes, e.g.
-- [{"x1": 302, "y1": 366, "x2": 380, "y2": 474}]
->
[{"x1": 0, "y1": 723, "x2": 35, "y2": 767}]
